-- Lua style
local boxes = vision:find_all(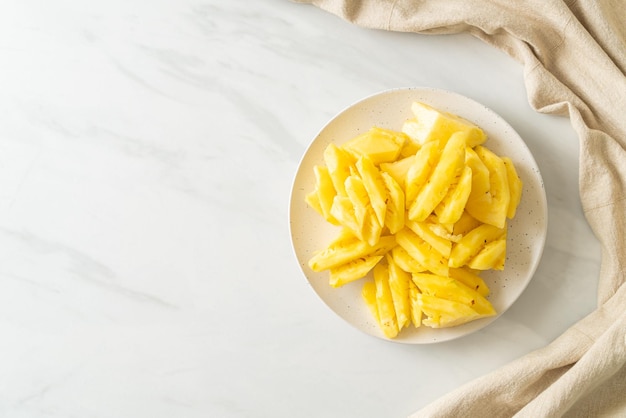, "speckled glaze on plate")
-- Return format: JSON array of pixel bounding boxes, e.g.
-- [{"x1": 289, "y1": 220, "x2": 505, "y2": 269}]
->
[{"x1": 289, "y1": 87, "x2": 547, "y2": 344}]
